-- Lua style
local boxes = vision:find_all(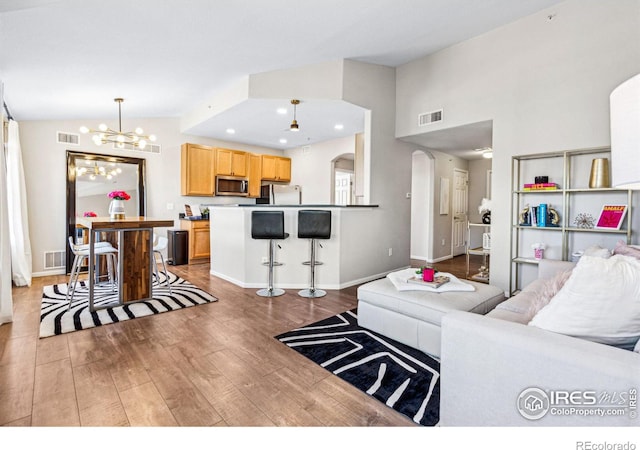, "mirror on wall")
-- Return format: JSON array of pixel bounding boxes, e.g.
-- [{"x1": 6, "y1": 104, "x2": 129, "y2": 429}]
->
[{"x1": 66, "y1": 150, "x2": 146, "y2": 273}]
